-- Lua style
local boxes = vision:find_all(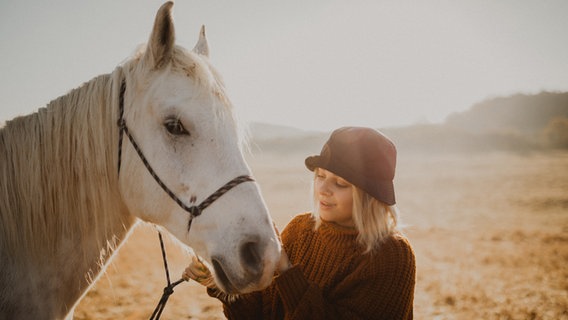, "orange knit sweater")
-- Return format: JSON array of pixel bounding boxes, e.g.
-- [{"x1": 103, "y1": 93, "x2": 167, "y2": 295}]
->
[{"x1": 208, "y1": 213, "x2": 416, "y2": 319}]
